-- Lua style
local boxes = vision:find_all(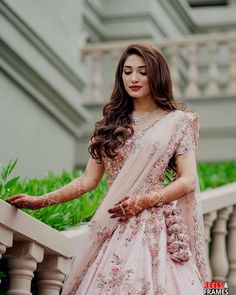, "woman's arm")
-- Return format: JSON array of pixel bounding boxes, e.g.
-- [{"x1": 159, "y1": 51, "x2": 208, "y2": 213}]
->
[
  {"x1": 134, "y1": 150, "x2": 197, "y2": 207},
  {"x1": 157, "y1": 150, "x2": 197, "y2": 203},
  {"x1": 6, "y1": 156, "x2": 105, "y2": 209}
]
